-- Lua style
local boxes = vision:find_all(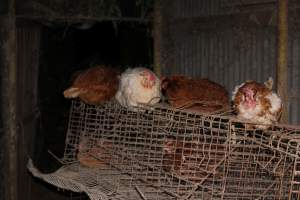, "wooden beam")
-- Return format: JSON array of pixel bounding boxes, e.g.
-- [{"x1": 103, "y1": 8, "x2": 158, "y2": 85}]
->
[
  {"x1": 277, "y1": 0, "x2": 289, "y2": 123},
  {"x1": 16, "y1": 15, "x2": 150, "y2": 23},
  {"x1": 0, "y1": 0, "x2": 18, "y2": 199}
]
